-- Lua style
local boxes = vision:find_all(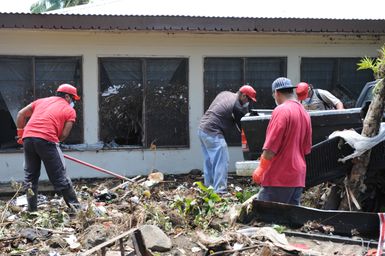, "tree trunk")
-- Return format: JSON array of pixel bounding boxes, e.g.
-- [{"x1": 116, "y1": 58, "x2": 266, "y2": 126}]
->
[{"x1": 338, "y1": 79, "x2": 385, "y2": 211}]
